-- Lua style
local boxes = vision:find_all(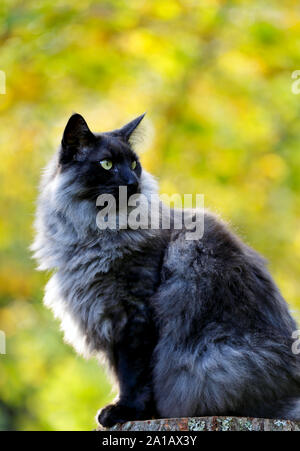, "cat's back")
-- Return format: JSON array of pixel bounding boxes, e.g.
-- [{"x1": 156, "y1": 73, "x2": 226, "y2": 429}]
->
[
  {"x1": 163, "y1": 210, "x2": 262, "y2": 279},
  {"x1": 156, "y1": 209, "x2": 296, "y2": 337}
]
